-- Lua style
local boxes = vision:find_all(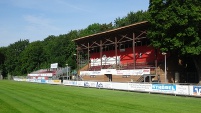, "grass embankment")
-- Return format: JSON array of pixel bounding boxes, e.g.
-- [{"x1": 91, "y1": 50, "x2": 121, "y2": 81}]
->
[{"x1": 0, "y1": 80, "x2": 200, "y2": 113}]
